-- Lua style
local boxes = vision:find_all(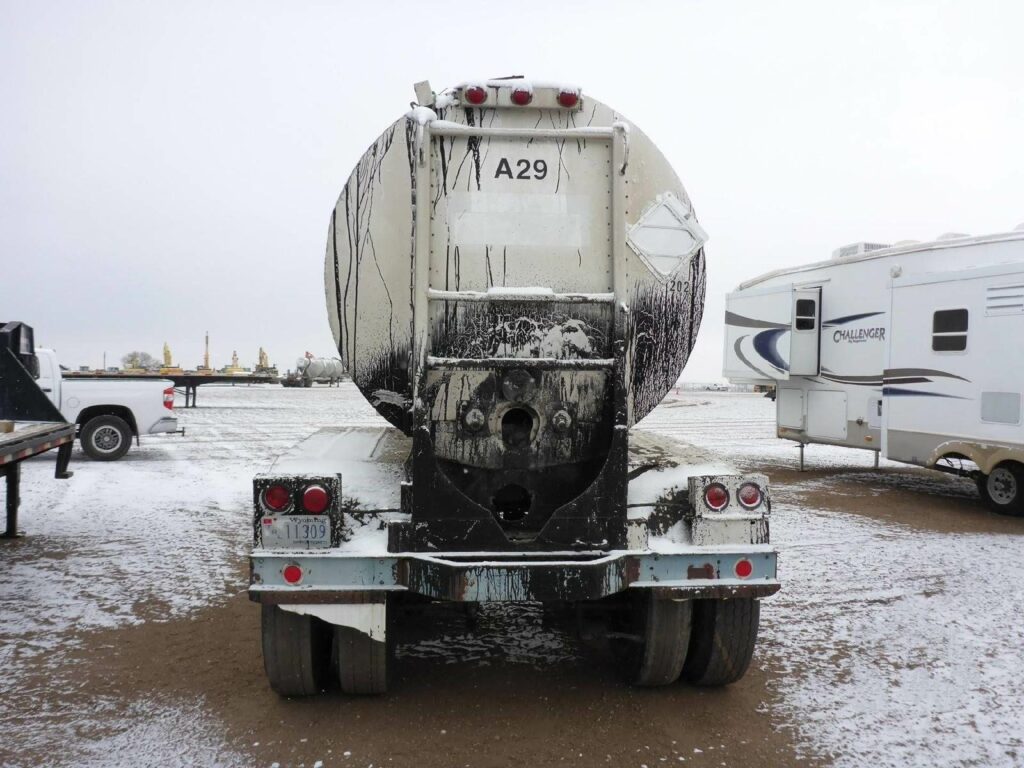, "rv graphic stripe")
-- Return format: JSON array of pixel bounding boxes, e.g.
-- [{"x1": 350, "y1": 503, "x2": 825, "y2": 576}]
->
[
  {"x1": 882, "y1": 368, "x2": 970, "y2": 382},
  {"x1": 752, "y1": 328, "x2": 789, "y2": 372},
  {"x1": 724, "y1": 311, "x2": 789, "y2": 330},
  {"x1": 733, "y1": 336, "x2": 776, "y2": 379},
  {"x1": 882, "y1": 387, "x2": 968, "y2": 399},
  {"x1": 822, "y1": 311, "x2": 884, "y2": 328}
]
